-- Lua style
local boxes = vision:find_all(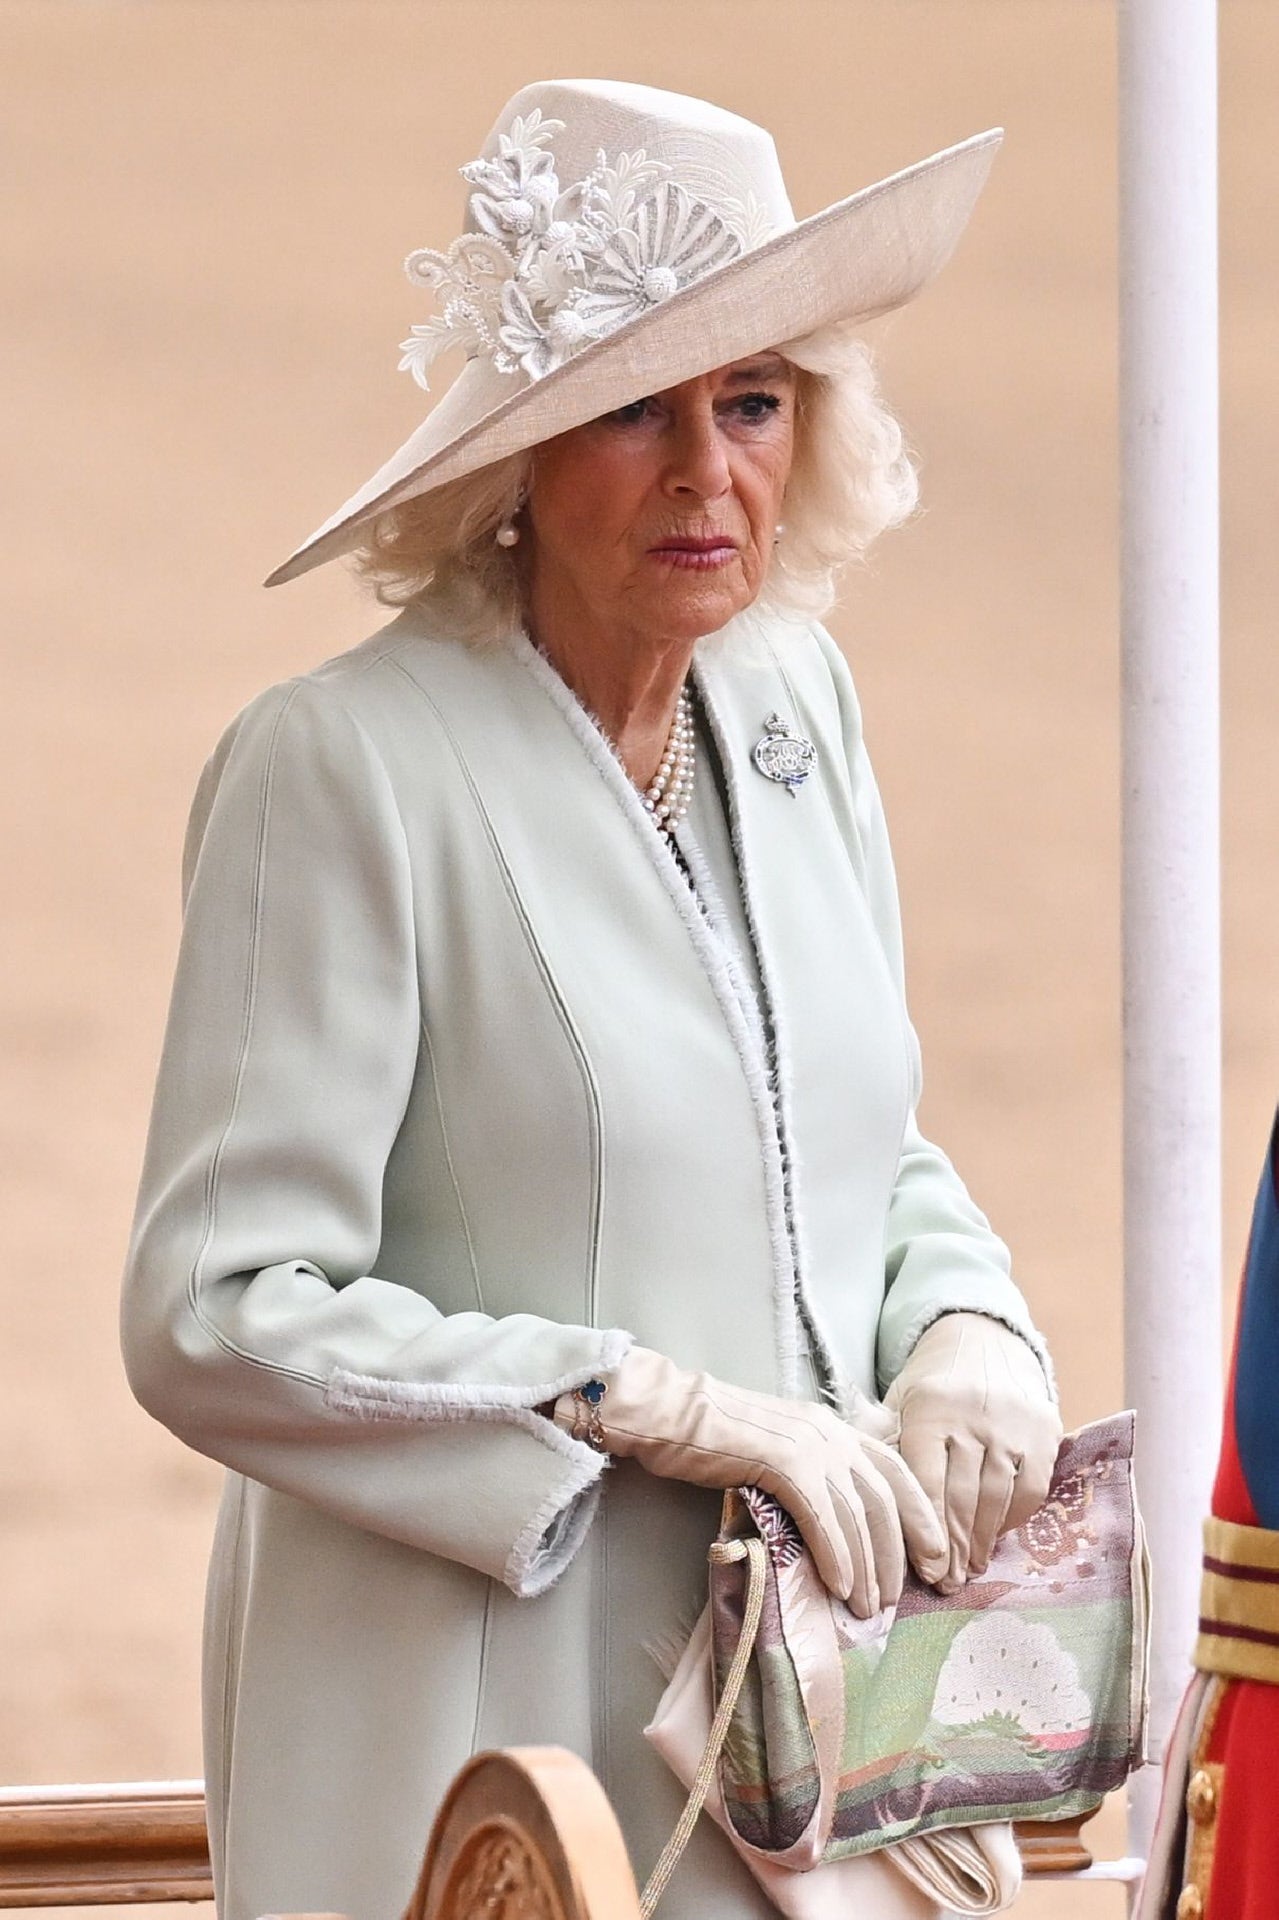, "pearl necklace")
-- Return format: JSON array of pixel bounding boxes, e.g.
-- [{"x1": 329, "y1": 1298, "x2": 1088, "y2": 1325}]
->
[{"x1": 642, "y1": 686, "x2": 696, "y2": 835}]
